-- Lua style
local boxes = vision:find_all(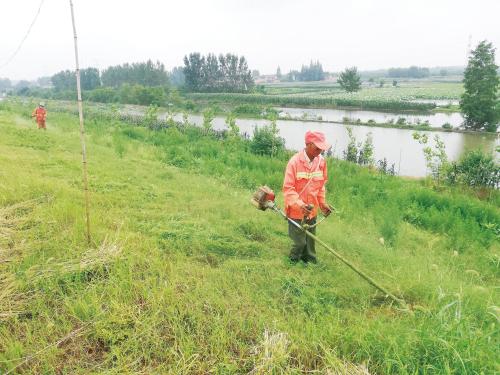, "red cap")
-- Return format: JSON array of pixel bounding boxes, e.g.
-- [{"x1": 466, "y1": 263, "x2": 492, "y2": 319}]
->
[{"x1": 305, "y1": 131, "x2": 330, "y2": 150}]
